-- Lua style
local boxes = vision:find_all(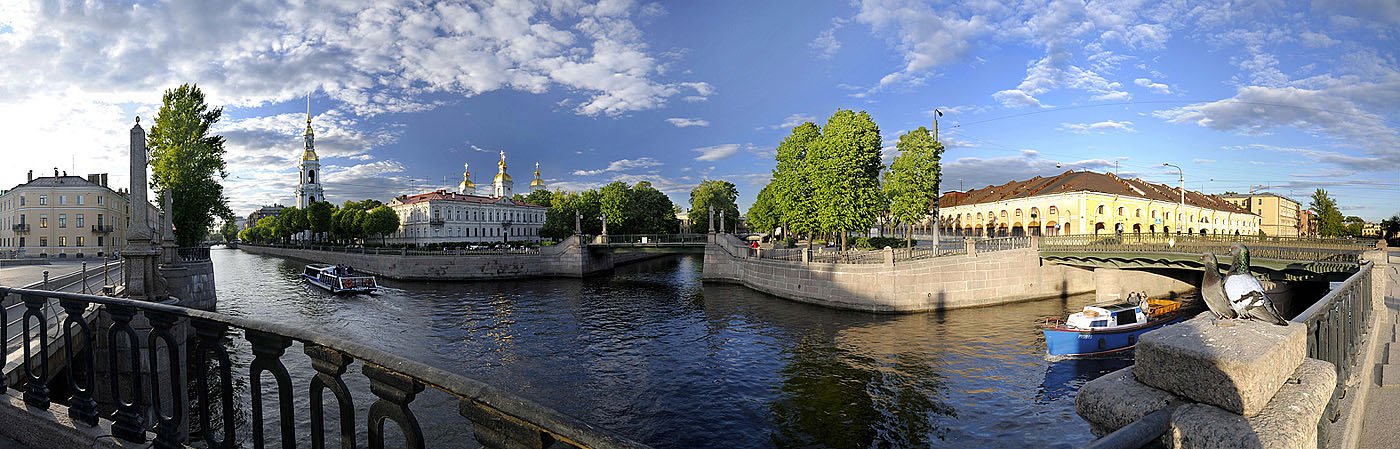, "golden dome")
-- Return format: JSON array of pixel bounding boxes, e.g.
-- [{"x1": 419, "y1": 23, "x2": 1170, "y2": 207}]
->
[
  {"x1": 461, "y1": 163, "x2": 474, "y2": 187},
  {"x1": 530, "y1": 178, "x2": 545, "y2": 187},
  {"x1": 301, "y1": 149, "x2": 319, "y2": 161},
  {"x1": 494, "y1": 173, "x2": 512, "y2": 182}
]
